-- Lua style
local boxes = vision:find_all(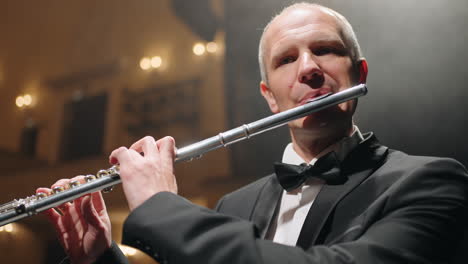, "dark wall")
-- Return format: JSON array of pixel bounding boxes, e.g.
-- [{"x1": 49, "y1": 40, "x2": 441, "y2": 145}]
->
[{"x1": 224, "y1": 0, "x2": 468, "y2": 178}]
